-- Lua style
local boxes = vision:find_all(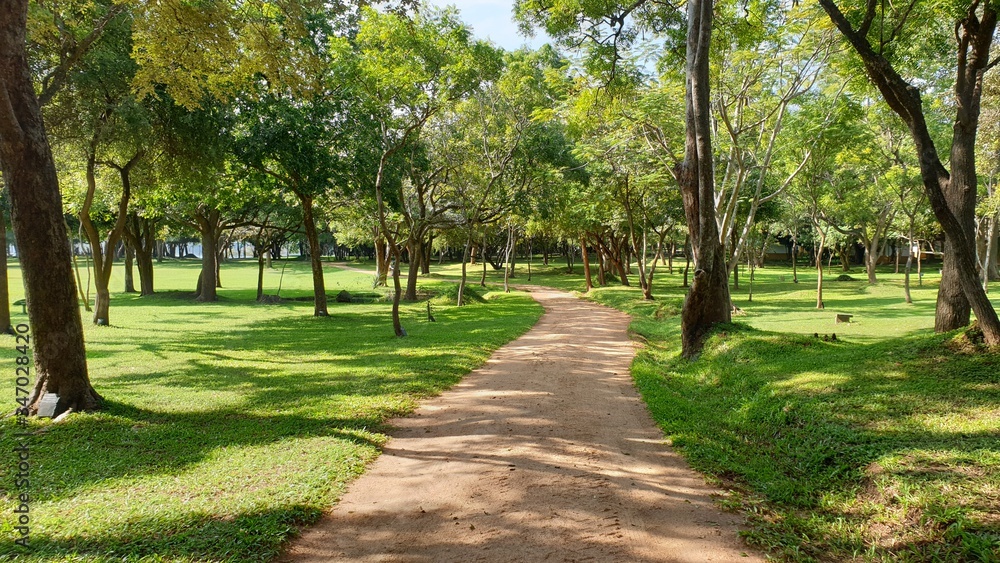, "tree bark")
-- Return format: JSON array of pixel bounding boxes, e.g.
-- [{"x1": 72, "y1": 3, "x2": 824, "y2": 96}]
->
[
  {"x1": 374, "y1": 236, "x2": 388, "y2": 287},
  {"x1": 405, "y1": 236, "x2": 420, "y2": 301},
  {"x1": 678, "y1": 0, "x2": 731, "y2": 357},
  {"x1": 905, "y1": 224, "x2": 915, "y2": 304},
  {"x1": 194, "y1": 208, "x2": 220, "y2": 302},
  {"x1": 123, "y1": 213, "x2": 155, "y2": 296},
  {"x1": 0, "y1": 1, "x2": 99, "y2": 414},
  {"x1": 815, "y1": 225, "x2": 827, "y2": 309},
  {"x1": 79, "y1": 146, "x2": 135, "y2": 325},
  {"x1": 123, "y1": 243, "x2": 136, "y2": 293},
  {"x1": 0, "y1": 207, "x2": 11, "y2": 334},
  {"x1": 299, "y1": 193, "x2": 328, "y2": 316}
]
